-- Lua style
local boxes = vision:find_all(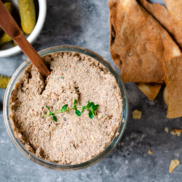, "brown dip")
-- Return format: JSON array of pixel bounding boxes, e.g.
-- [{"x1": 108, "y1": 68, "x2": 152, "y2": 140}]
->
[{"x1": 10, "y1": 52, "x2": 123, "y2": 164}]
